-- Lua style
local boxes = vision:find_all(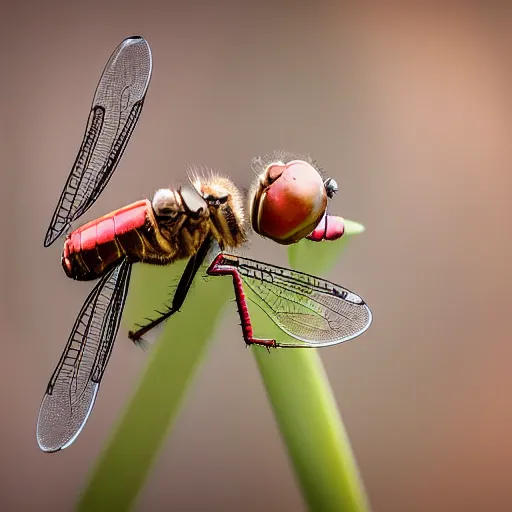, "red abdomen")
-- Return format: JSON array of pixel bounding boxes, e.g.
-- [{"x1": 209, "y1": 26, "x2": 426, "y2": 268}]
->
[
  {"x1": 306, "y1": 215, "x2": 345, "y2": 242},
  {"x1": 62, "y1": 199, "x2": 151, "y2": 280}
]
